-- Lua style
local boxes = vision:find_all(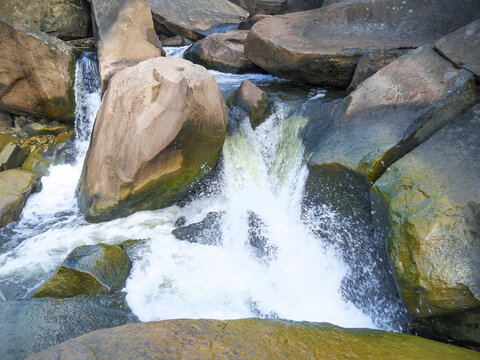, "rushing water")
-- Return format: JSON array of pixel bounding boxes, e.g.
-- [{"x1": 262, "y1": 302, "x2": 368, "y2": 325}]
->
[{"x1": 0, "y1": 49, "x2": 405, "y2": 331}]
